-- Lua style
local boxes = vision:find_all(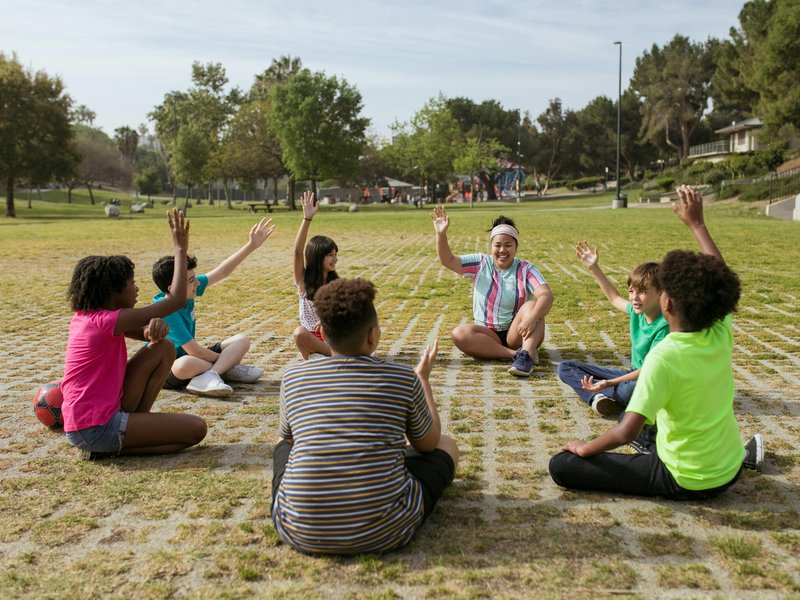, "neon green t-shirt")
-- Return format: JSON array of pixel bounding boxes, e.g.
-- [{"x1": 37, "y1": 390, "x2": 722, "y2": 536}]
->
[
  {"x1": 627, "y1": 303, "x2": 669, "y2": 369},
  {"x1": 627, "y1": 315, "x2": 743, "y2": 490}
]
